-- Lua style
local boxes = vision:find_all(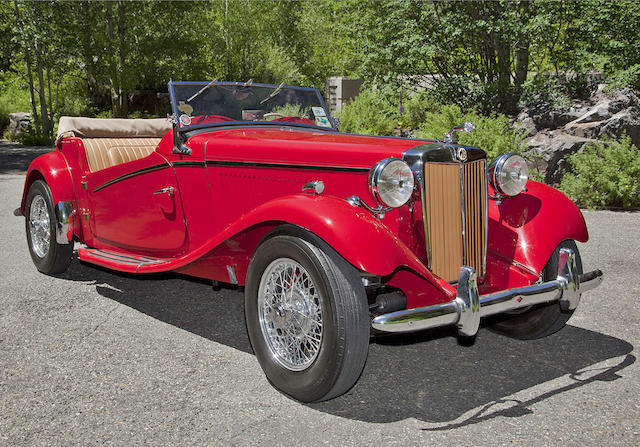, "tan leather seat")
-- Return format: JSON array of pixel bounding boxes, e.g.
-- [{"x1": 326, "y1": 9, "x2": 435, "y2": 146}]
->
[{"x1": 82, "y1": 138, "x2": 161, "y2": 172}]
